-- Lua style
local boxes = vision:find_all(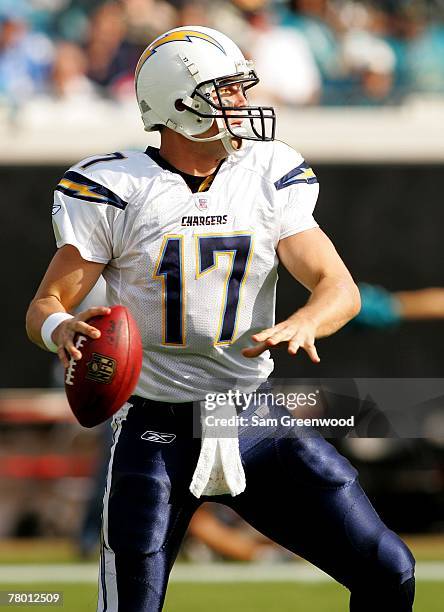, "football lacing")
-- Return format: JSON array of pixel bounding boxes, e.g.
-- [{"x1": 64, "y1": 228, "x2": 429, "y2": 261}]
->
[{"x1": 65, "y1": 335, "x2": 87, "y2": 385}]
